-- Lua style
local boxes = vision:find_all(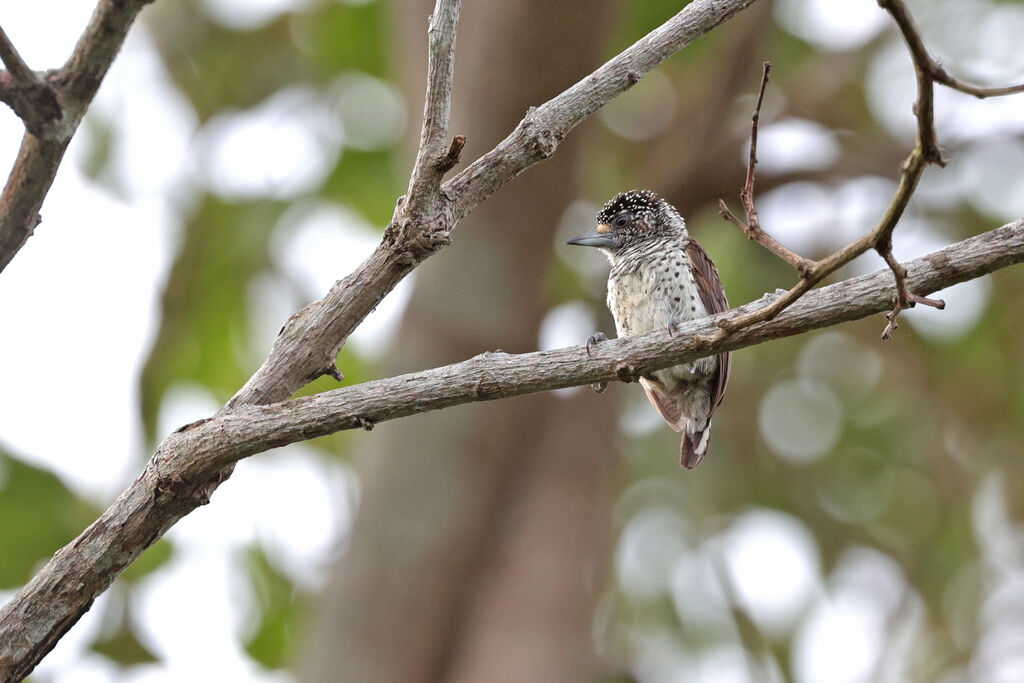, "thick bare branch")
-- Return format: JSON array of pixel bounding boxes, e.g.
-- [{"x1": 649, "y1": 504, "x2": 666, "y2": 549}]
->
[
  {"x1": 229, "y1": 0, "x2": 763, "y2": 410},
  {"x1": 0, "y1": 0, "x2": 153, "y2": 274},
  {"x1": 0, "y1": 2, "x2": 766, "y2": 675},
  {"x1": 0, "y1": 72, "x2": 62, "y2": 138},
  {"x1": 442, "y1": 0, "x2": 761, "y2": 221},
  {"x1": 2, "y1": 220, "x2": 1022, "y2": 679},
  {"x1": 3, "y1": 219, "x2": 1023, "y2": 678}
]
